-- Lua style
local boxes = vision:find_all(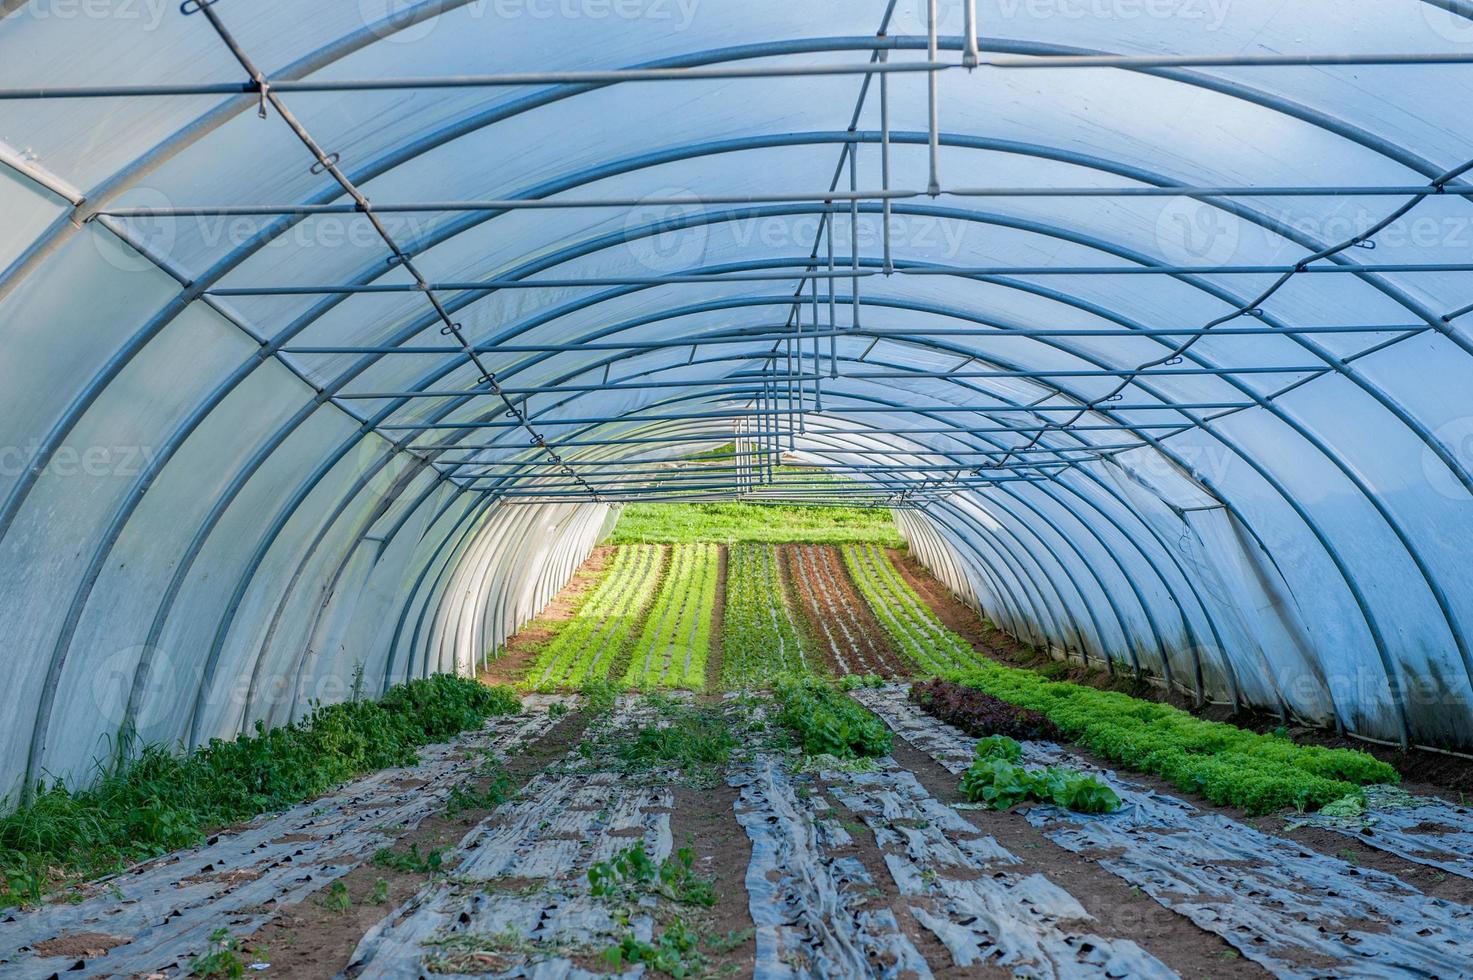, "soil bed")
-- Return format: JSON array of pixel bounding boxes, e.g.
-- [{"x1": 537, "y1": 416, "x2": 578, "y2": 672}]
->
[{"x1": 781, "y1": 544, "x2": 909, "y2": 678}]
